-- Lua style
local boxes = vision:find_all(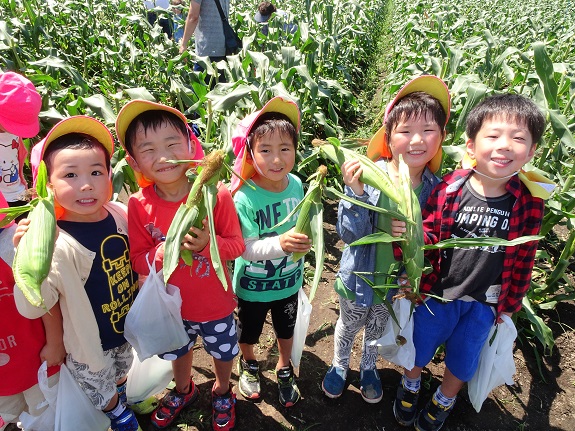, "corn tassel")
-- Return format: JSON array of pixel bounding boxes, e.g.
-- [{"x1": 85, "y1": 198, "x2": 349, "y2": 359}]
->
[
  {"x1": 12, "y1": 161, "x2": 56, "y2": 308},
  {"x1": 162, "y1": 150, "x2": 228, "y2": 289}
]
